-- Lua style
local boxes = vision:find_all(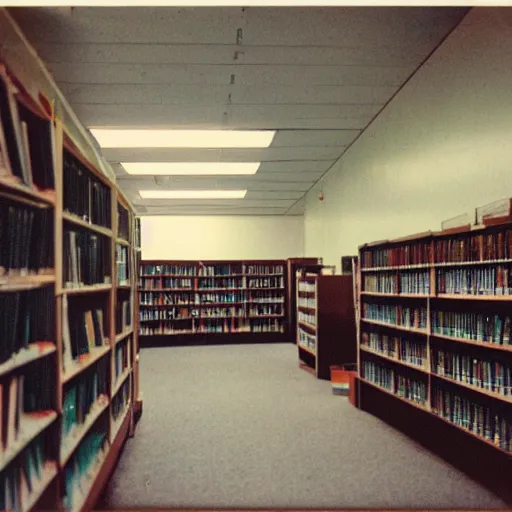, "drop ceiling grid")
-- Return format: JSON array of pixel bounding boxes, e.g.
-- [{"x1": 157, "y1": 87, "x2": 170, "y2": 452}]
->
[{"x1": 9, "y1": 6, "x2": 470, "y2": 215}]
